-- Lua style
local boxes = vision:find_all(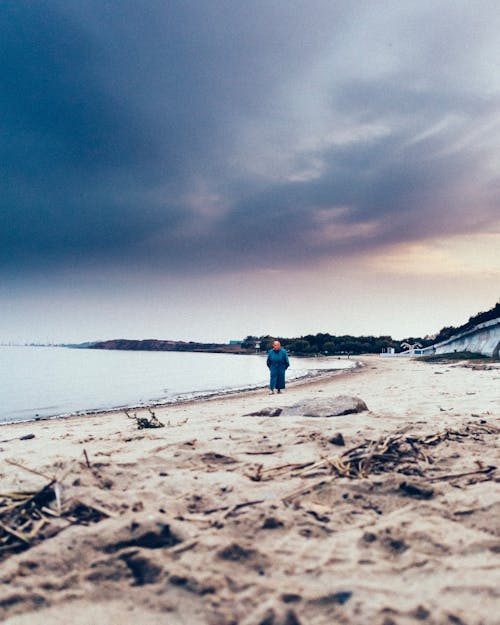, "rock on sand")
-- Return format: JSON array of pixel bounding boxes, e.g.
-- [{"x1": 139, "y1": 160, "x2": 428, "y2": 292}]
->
[{"x1": 284, "y1": 395, "x2": 368, "y2": 417}]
